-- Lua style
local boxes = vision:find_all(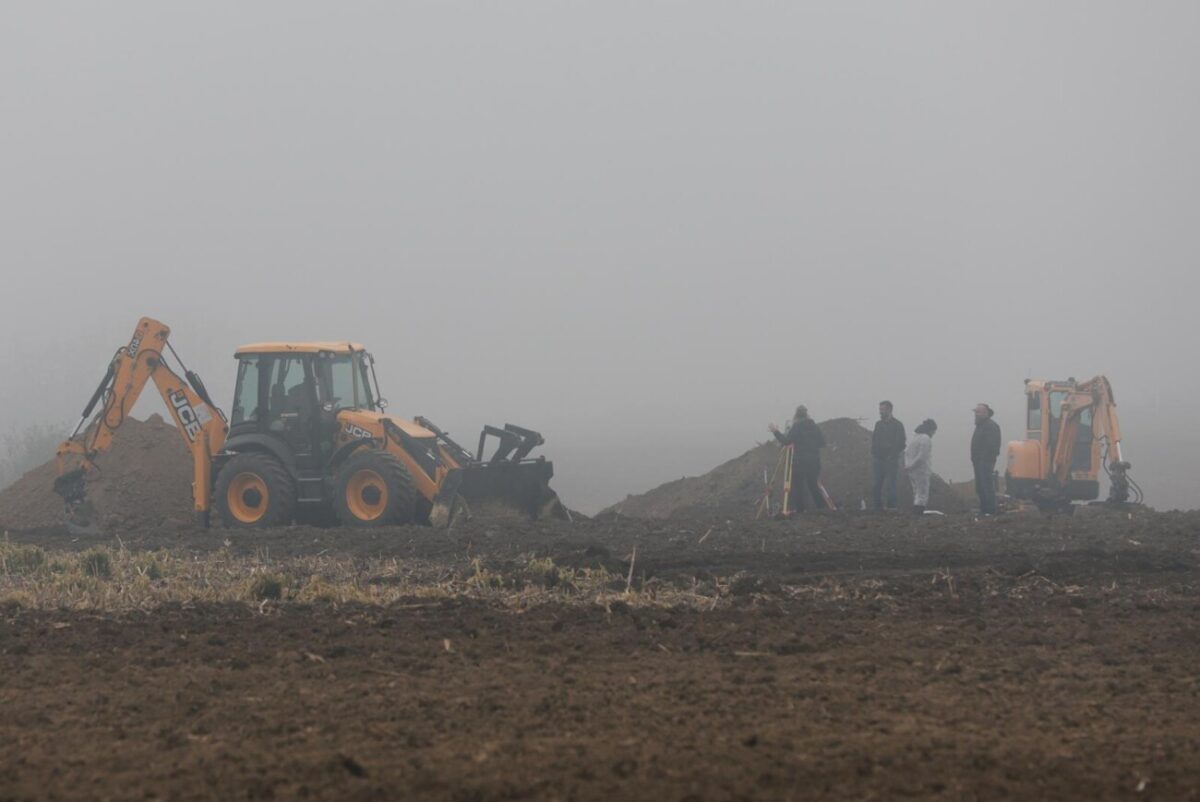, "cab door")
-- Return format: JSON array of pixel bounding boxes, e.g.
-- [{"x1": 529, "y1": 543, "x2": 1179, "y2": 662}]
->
[
  {"x1": 312, "y1": 351, "x2": 354, "y2": 459},
  {"x1": 265, "y1": 355, "x2": 321, "y2": 469}
]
